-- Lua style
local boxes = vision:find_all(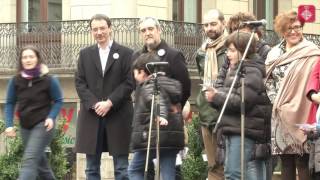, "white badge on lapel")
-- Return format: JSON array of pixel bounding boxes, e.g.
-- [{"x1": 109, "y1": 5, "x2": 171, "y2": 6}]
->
[
  {"x1": 157, "y1": 49, "x2": 166, "y2": 57},
  {"x1": 113, "y1": 53, "x2": 119, "y2": 59}
]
